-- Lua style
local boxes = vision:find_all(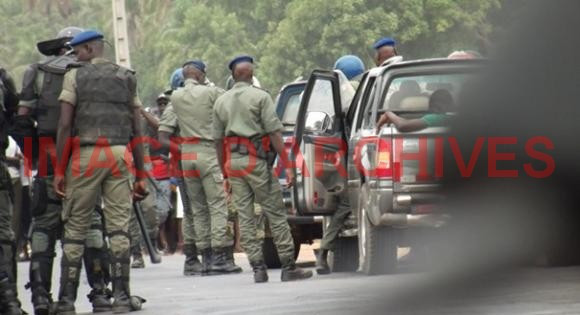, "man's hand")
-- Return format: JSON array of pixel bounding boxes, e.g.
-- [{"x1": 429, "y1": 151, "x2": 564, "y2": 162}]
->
[
  {"x1": 376, "y1": 112, "x2": 392, "y2": 134},
  {"x1": 133, "y1": 179, "x2": 148, "y2": 201},
  {"x1": 54, "y1": 175, "x2": 66, "y2": 199},
  {"x1": 285, "y1": 168, "x2": 294, "y2": 188}
]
